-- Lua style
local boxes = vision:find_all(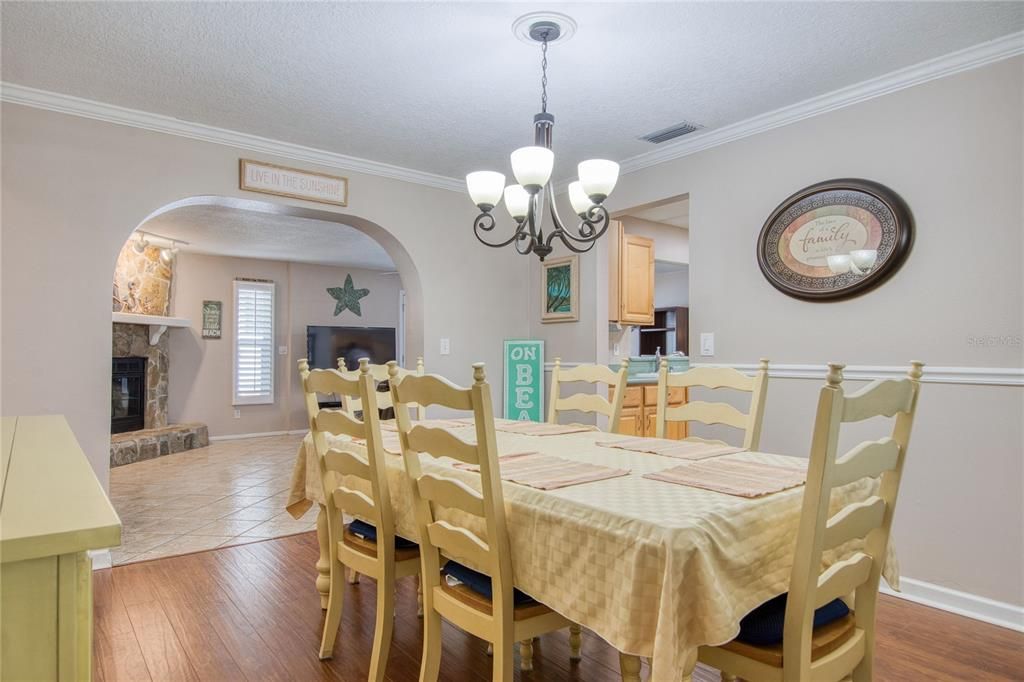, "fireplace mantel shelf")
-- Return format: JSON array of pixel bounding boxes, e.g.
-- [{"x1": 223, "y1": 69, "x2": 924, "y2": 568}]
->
[{"x1": 112, "y1": 312, "x2": 191, "y2": 344}]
